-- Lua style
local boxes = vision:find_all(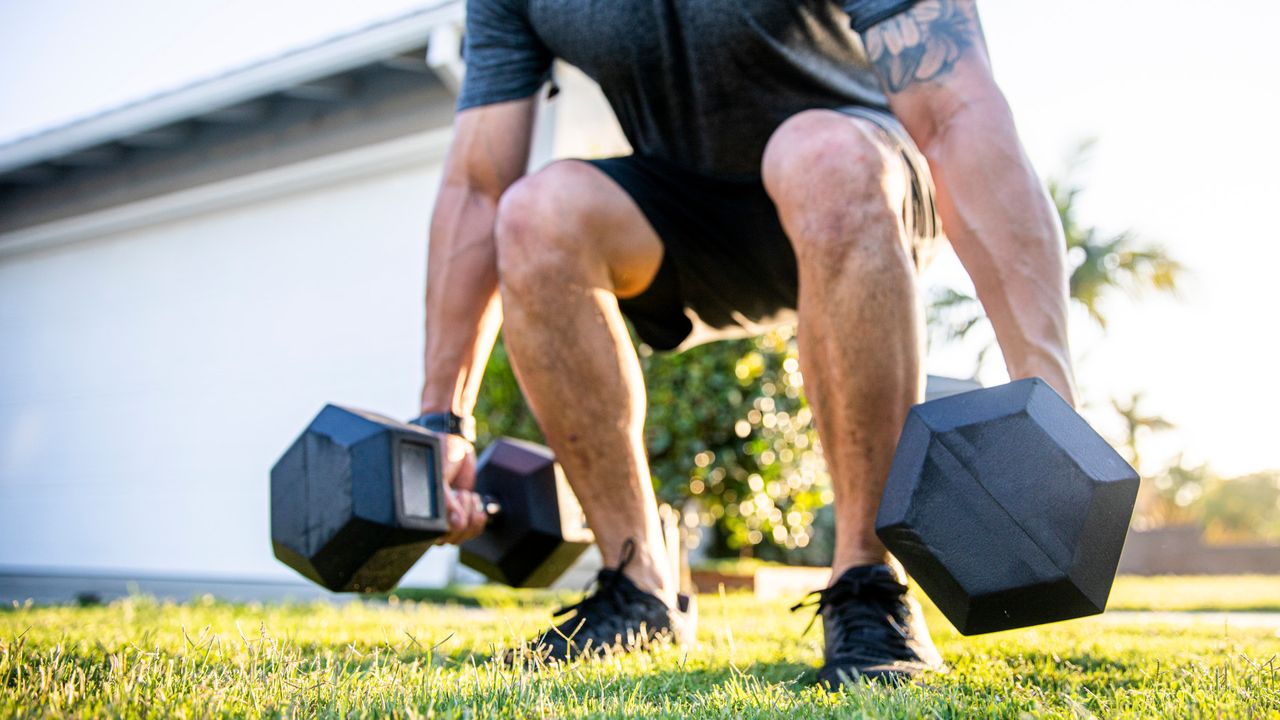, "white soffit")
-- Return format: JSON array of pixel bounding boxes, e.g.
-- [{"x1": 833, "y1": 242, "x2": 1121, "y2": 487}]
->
[
  {"x1": 0, "y1": 127, "x2": 453, "y2": 259},
  {"x1": 0, "y1": 1, "x2": 463, "y2": 176}
]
